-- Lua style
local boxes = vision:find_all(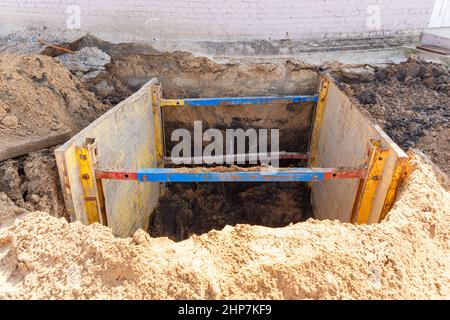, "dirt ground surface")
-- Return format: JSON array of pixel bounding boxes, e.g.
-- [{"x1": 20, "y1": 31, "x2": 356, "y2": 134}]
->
[
  {"x1": 0, "y1": 149, "x2": 67, "y2": 220},
  {"x1": 0, "y1": 153, "x2": 448, "y2": 299},
  {"x1": 65, "y1": 36, "x2": 319, "y2": 101},
  {"x1": 335, "y1": 59, "x2": 450, "y2": 179},
  {"x1": 0, "y1": 38, "x2": 449, "y2": 299}
]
